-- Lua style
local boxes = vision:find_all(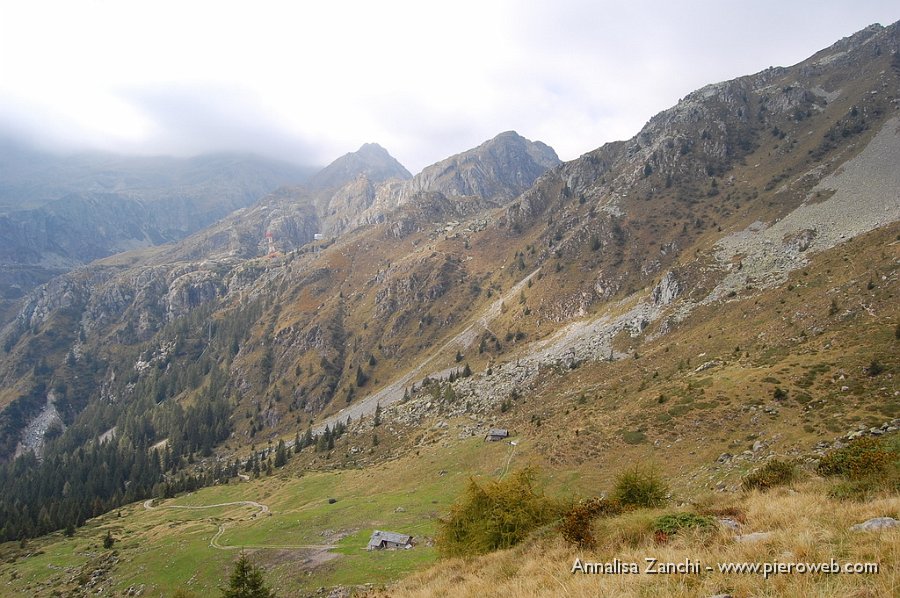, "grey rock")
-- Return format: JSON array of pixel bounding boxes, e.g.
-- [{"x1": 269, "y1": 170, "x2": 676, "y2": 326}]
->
[
  {"x1": 695, "y1": 359, "x2": 722, "y2": 373},
  {"x1": 718, "y1": 518, "x2": 741, "y2": 532},
  {"x1": 850, "y1": 517, "x2": 899, "y2": 532},
  {"x1": 652, "y1": 271, "x2": 681, "y2": 306}
]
